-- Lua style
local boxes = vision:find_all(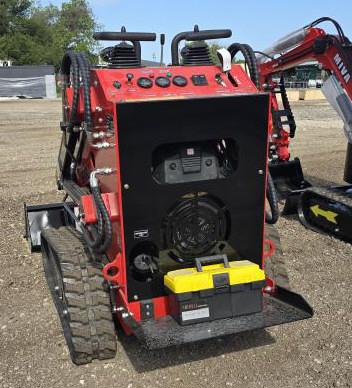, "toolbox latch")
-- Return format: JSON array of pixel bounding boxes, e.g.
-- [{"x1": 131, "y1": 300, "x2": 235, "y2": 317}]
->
[{"x1": 212, "y1": 273, "x2": 230, "y2": 290}]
